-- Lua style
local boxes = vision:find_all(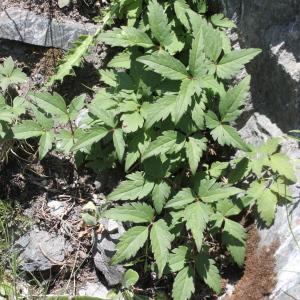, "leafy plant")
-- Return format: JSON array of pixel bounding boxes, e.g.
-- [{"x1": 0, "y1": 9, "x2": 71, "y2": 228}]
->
[
  {"x1": 0, "y1": 57, "x2": 28, "y2": 163},
  {"x1": 5, "y1": 1, "x2": 296, "y2": 299}
]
